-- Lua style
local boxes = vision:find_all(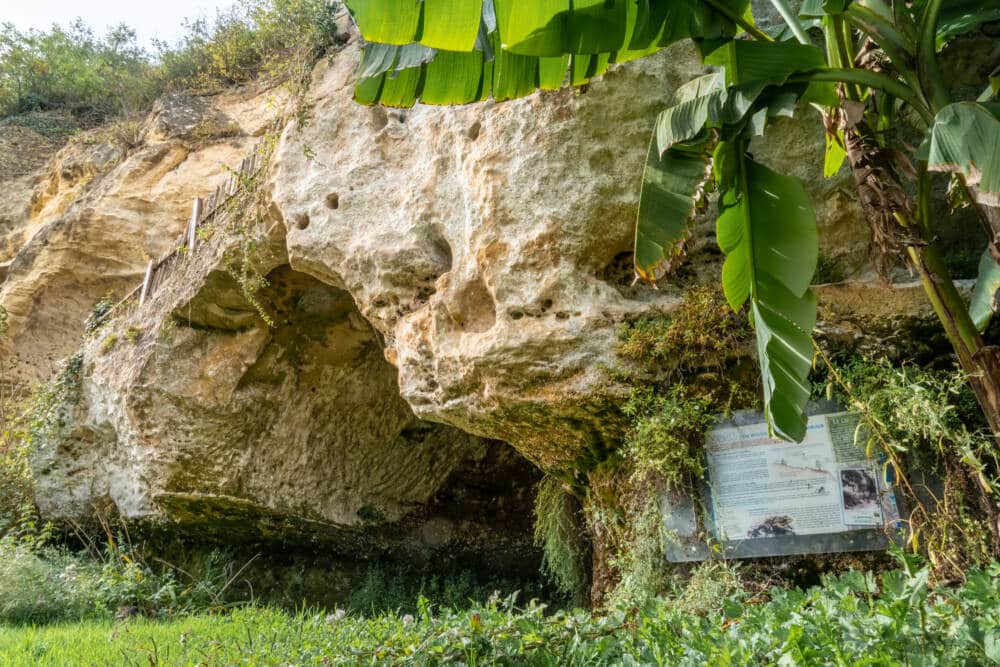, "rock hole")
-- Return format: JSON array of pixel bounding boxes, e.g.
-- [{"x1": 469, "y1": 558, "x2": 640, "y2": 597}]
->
[
  {"x1": 467, "y1": 121, "x2": 482, "y2": 141},
  {"x1": 450, "y1": 276, "x2": 496, "y2": 333},
  {"x1": 294, "y1": 213, "x2": 310, "y2": 230},
  {"x1": 540, "y1": 299, "x2": 553, "y2": 312},
  {"x1": 370, "y1": 106, "x2": 389, "y2": 131},
  {"x1": 555, "y1": 311, "x2": 570, "y2": 320},
  {"x1": 430, "y1": 234, "x2": 454, "y2": 274},
  {"x1": 509, "y1": 310, "x2": 524, "y2": 320},
  {"x1": 325, "y1": 193, "x2": 340, "y2": 210}
]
